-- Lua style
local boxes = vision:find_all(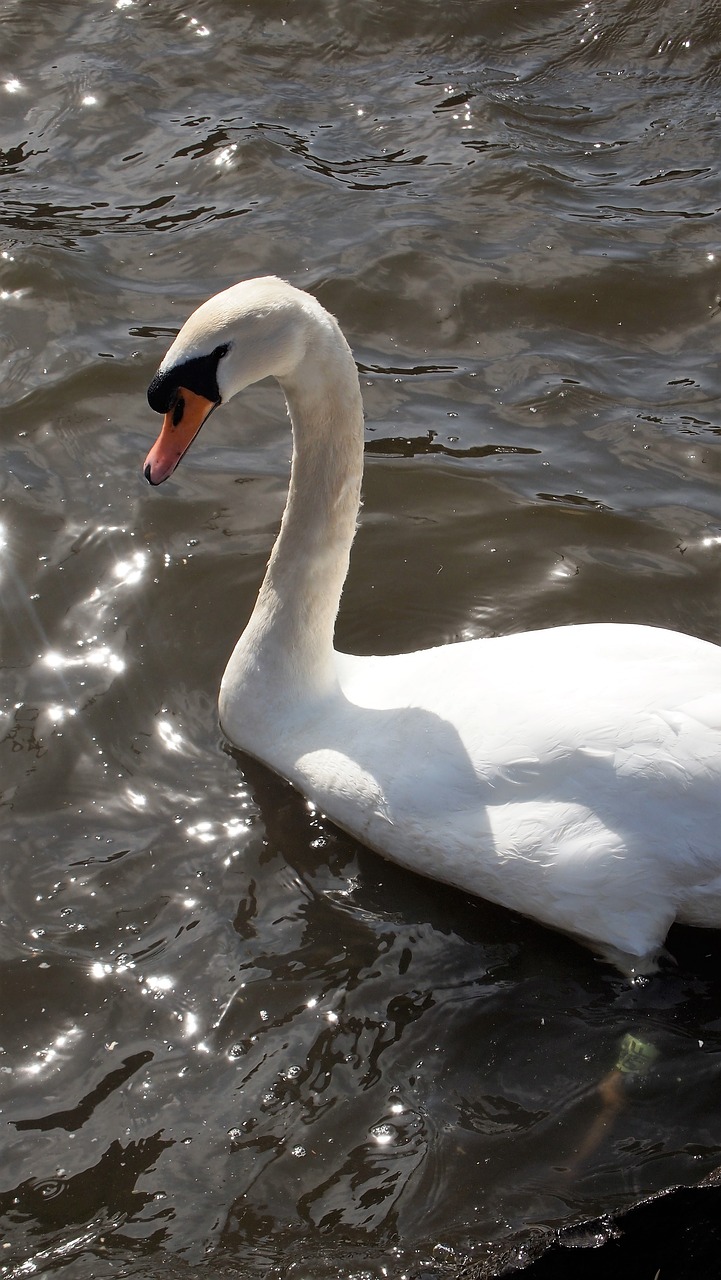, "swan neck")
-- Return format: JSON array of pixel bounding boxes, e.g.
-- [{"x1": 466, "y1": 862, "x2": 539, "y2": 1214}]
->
[{"x1": 234, "y1": 317, "x2": 364, "y2": 700}]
